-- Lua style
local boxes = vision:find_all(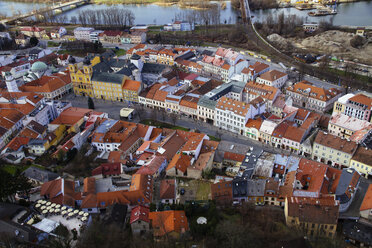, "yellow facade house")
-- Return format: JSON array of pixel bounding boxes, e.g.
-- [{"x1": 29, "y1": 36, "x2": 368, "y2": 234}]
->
[
  {"x1": 349, "y1": 146, "x2": 372, "y2": 178},
  {"x1": 91, "y1": 72, "x2": 130, "y2": 101},
  {"x1": 68, "y1": 56, "x2": 101, "y2": 97},
  {"x1": 122, "y1": 79, "x2": 142, "y2": 103},
  {"x1": 285, "y1": 196, "x2": 339, "y2": 238}
]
